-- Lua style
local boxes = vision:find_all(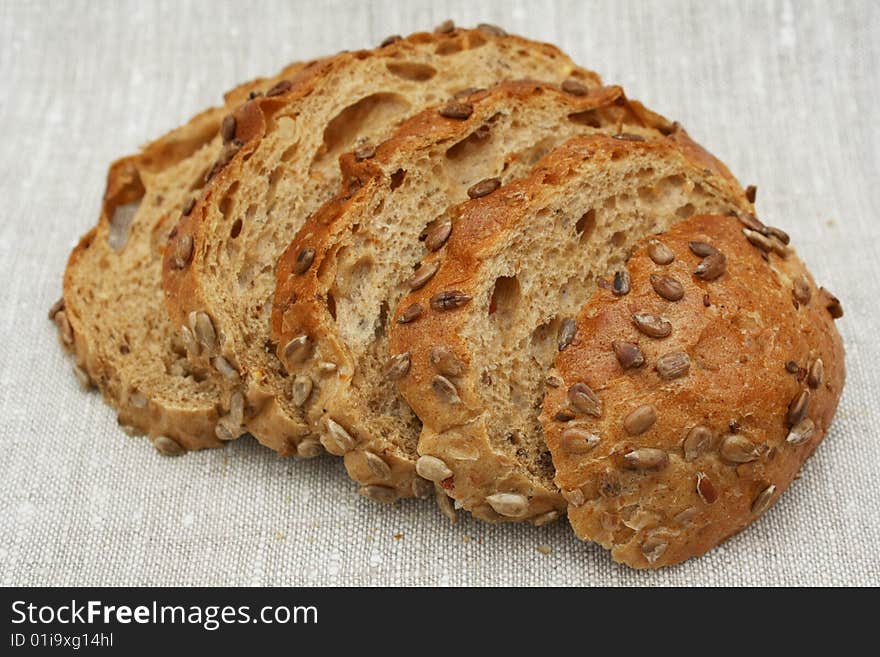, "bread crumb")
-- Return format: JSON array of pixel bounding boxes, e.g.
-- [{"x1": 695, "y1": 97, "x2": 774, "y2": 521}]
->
[
  {"x1": 537, "y1": 544, "x2": 552, "y2": 555},
  {"x1": 393, "y1": 533, "x2": 403, "y2": 540},
  {"x1": 275, "y1": 532, "x2": 285, "y2": 540},
  {"x1": 826, "y1": 218, "x2": 836, "y2": 227},
  {"x1": 462, "y1": 535, "x2": 471, "y2": 543}
]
